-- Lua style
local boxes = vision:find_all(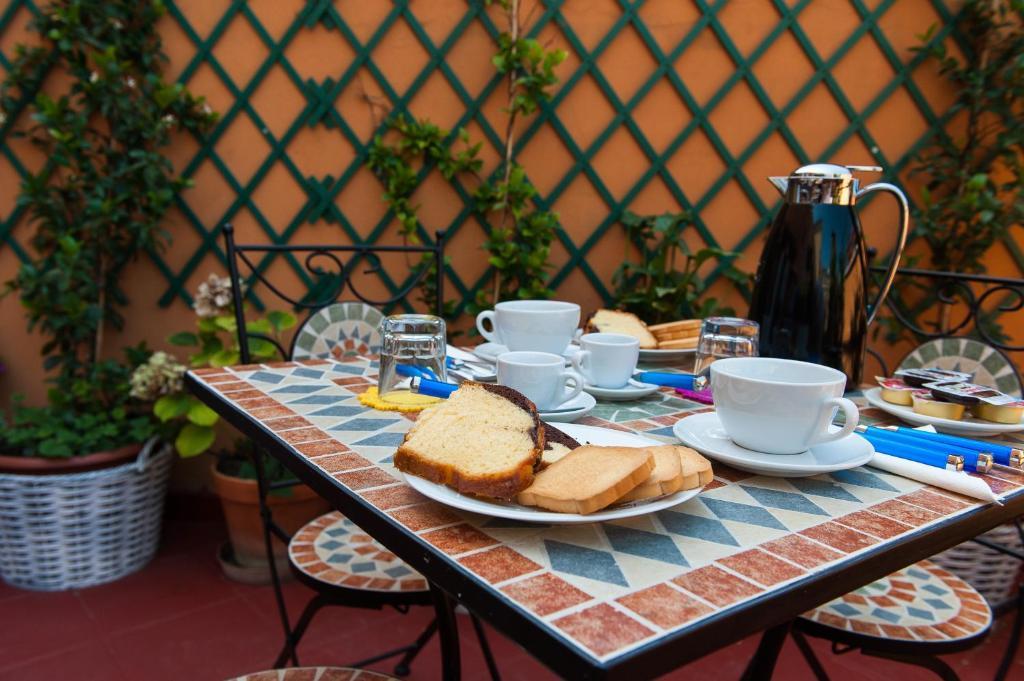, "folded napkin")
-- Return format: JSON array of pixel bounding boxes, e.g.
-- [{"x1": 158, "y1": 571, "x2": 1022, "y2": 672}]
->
[{"x1": 866, "y1": 425, "x2": 1003, "y2": 504}]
